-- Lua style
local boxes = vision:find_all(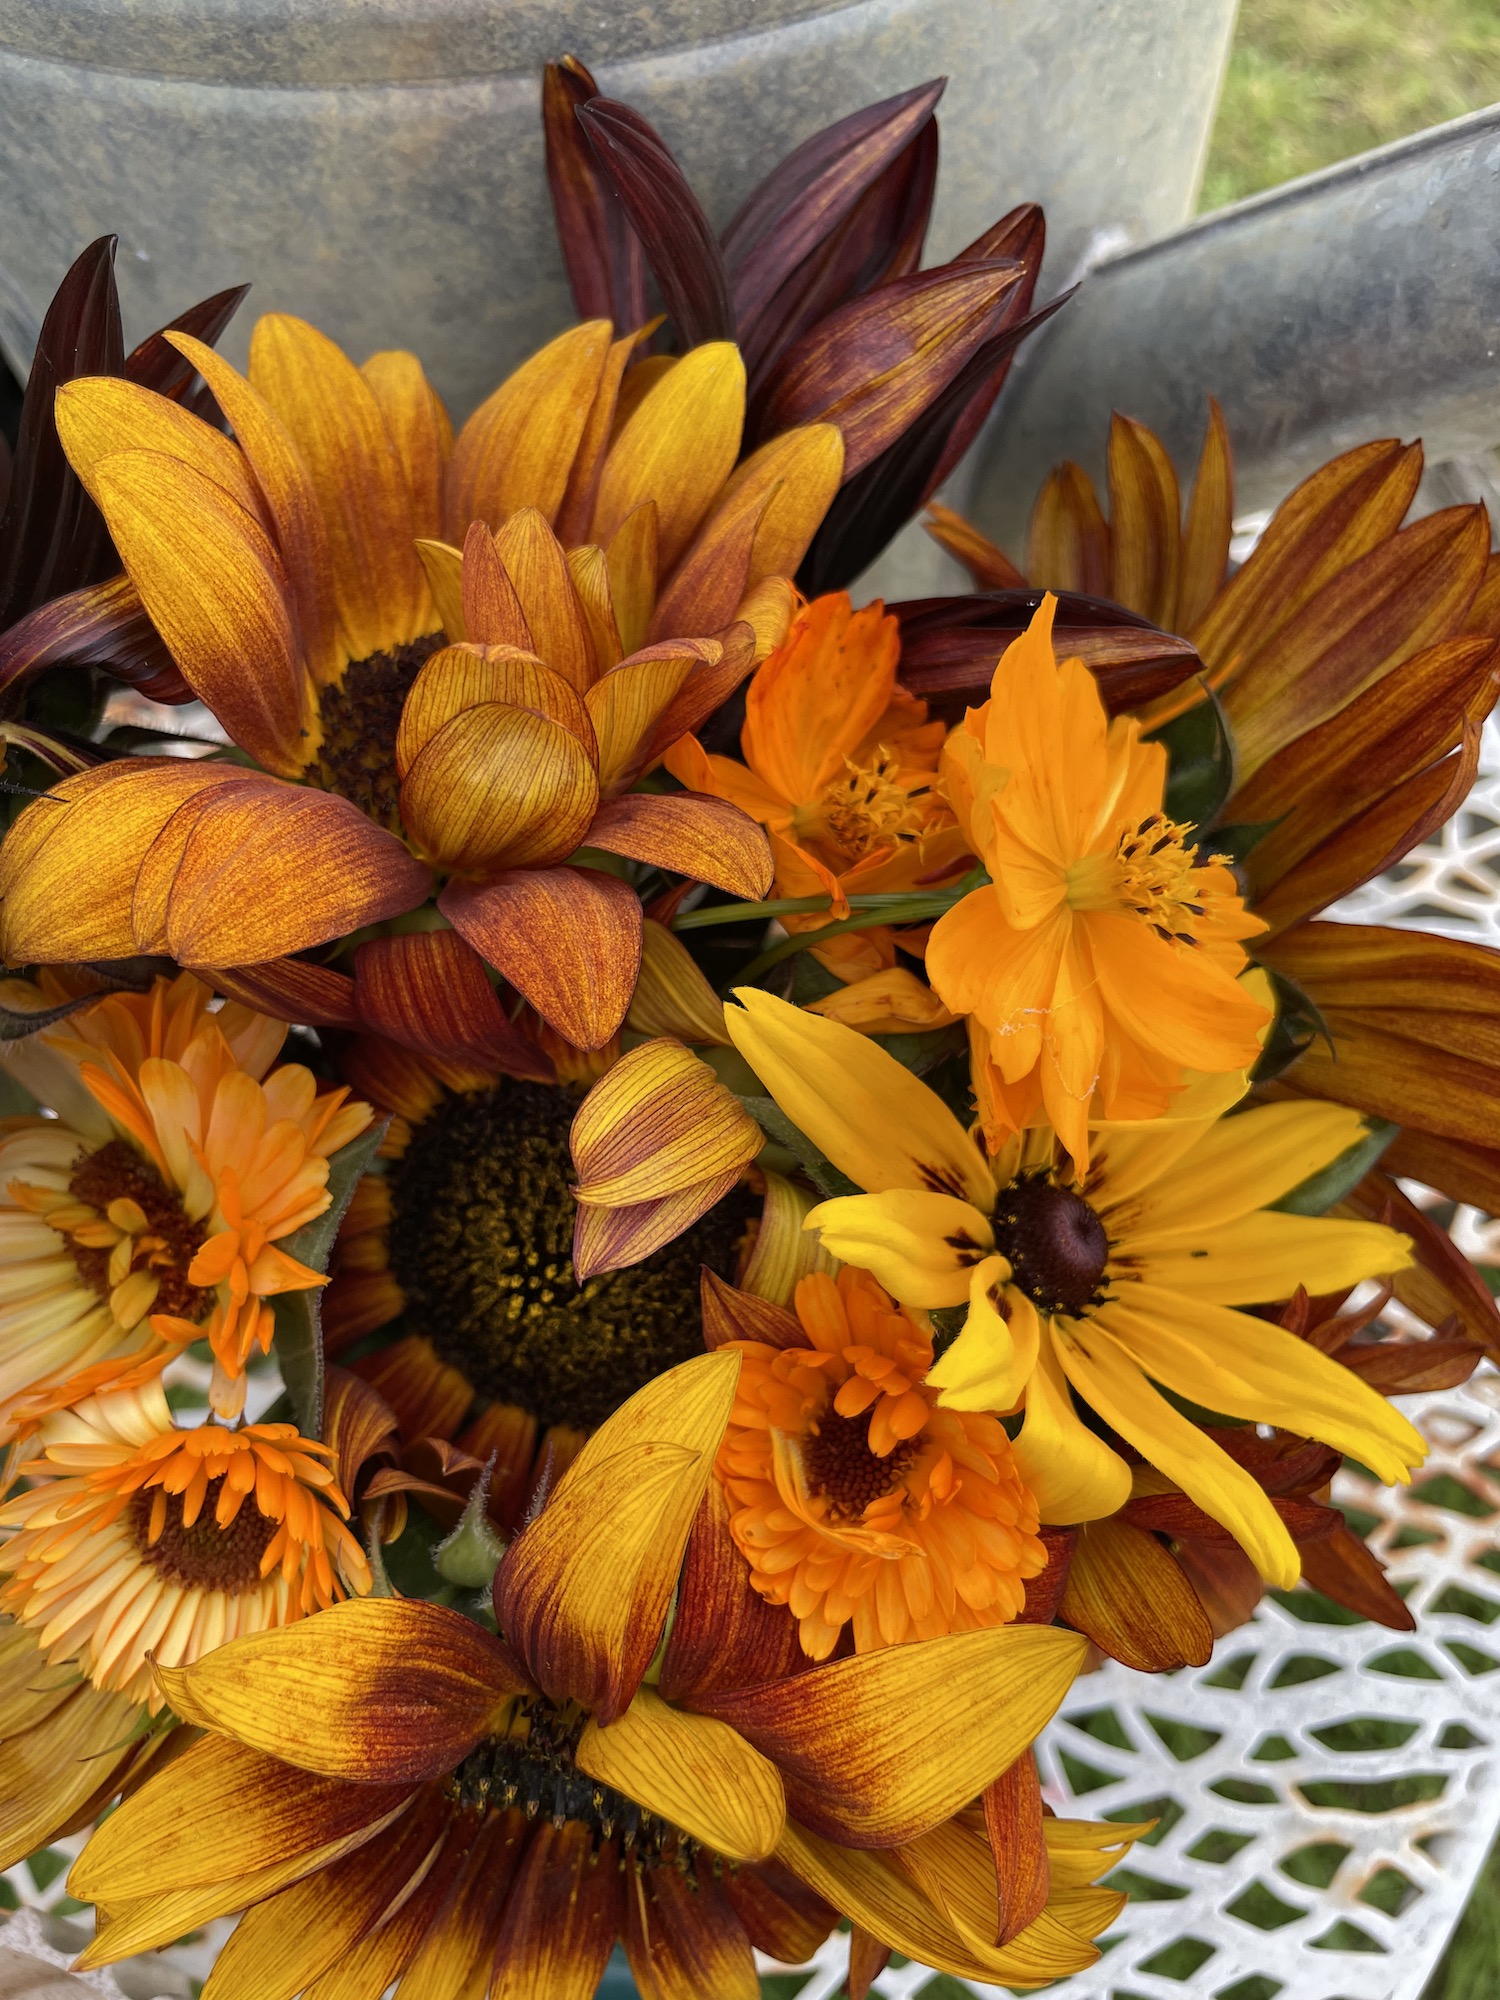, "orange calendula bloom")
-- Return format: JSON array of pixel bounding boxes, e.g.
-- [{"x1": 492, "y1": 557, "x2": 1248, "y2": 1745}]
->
[
  {"x1": 668, "y1": 592, "x2": 972, "y2": 980},
  {"x1": 0, "y1": 972, "x2": 370, "y2": 1427},
  {"x1": 715, "y1": 1268, "x2": 1045, "y2": 1658},
  {"x1": 926, "y1": 594, "x2": 1269, "y2": 1168},
  {"x1": 0, "y1": 1378, "x2": 370, "y2": 1708}
]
